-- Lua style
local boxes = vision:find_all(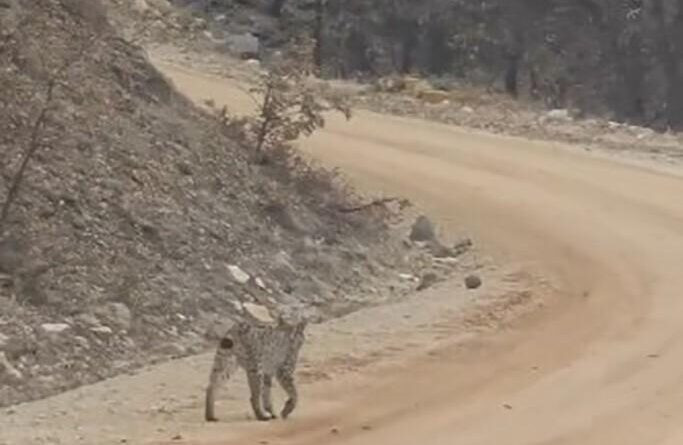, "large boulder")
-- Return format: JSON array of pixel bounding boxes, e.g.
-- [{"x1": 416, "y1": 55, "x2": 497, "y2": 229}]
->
[
  {"x1": 226, "y1": 33, "x2": 260, "y2": 60},
  {"x1": 409, "y1": 216, "x2": 436, "y2": 242}
]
